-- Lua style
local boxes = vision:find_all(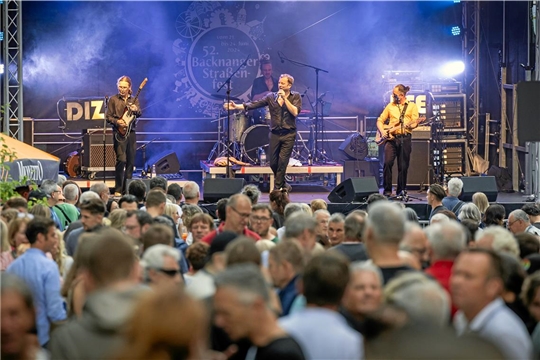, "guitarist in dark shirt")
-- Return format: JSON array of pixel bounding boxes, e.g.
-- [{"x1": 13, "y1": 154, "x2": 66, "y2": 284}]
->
[{"x1": 106, "y1": 76, "x2": 142, "y2": 196}]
